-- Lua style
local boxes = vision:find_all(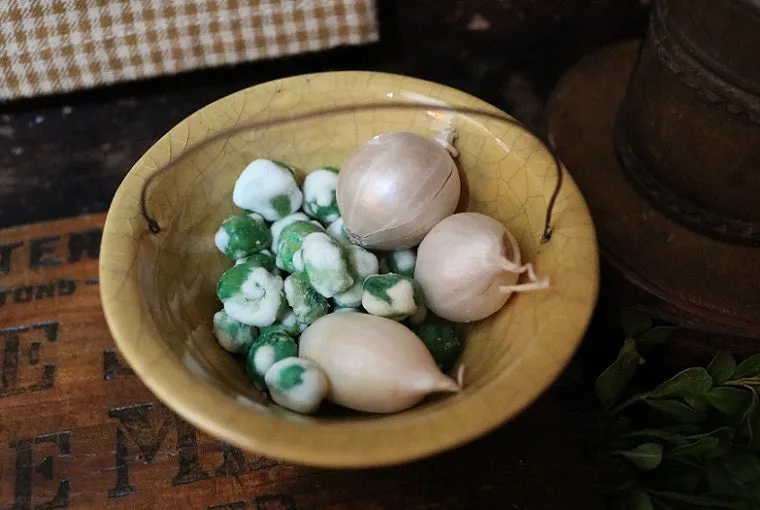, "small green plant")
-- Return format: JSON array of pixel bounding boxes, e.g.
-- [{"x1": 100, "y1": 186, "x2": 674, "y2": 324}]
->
[{"x1": 597, "y1": 309, "x2": 760, "y2": 510}]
